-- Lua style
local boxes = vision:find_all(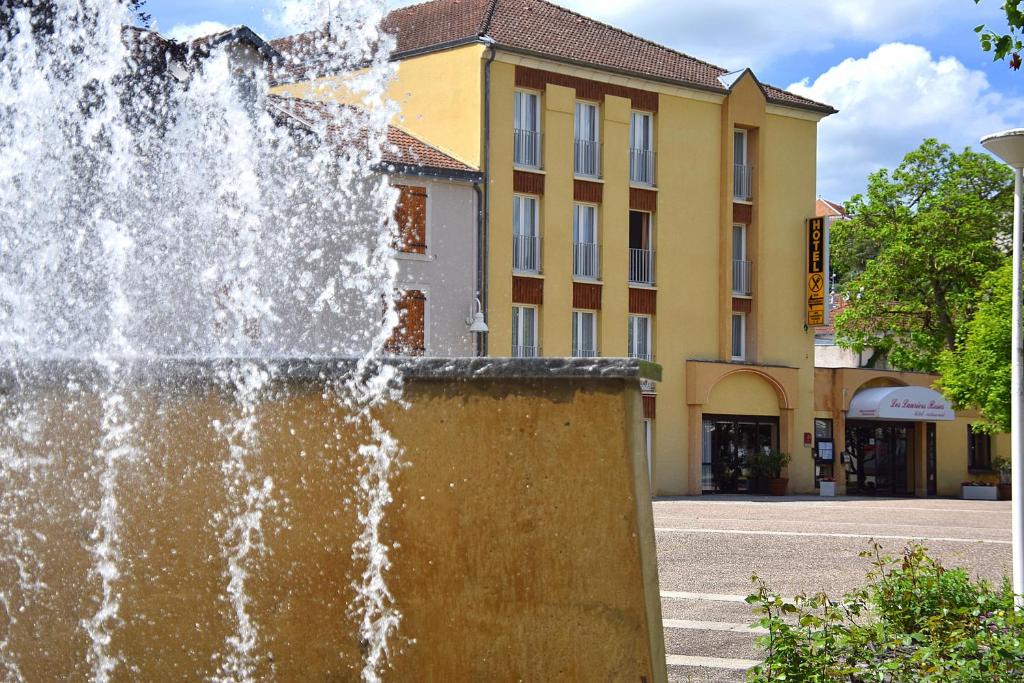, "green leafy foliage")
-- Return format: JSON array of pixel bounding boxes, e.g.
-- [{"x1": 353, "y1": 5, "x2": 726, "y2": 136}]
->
[
  {"x1": 938, "y1": 259, "x2": 1012, "y2": 433},
  {"x1": 747, "y1": 543, "x2": 1024, "y2": 682},
  {"x1": 975, "y1": 0, "x2": 1024, "y2": 69},
  {"x1": 832, "y1": 139, "x2": 1012, "y2": 372}
]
